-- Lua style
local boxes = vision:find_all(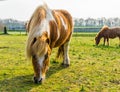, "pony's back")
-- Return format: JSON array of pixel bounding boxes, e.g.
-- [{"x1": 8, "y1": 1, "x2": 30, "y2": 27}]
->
[{"x1": 109, "y1": 27, "x2": 120, "y2": 38}]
